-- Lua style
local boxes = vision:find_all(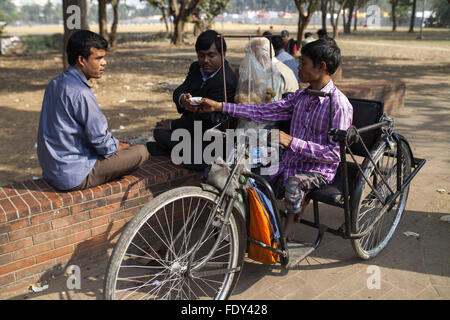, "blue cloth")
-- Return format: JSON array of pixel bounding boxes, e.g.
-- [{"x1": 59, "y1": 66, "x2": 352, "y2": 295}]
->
[
  {"x1": 276, "y1": 49, "x2": 301, "y2": 84},
  {"x1": 249, "y1": 181, "x2": 280, "y2": 240},
  {"x1": 37, "y1": 66, "x2": 118, "y2": 191}
]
